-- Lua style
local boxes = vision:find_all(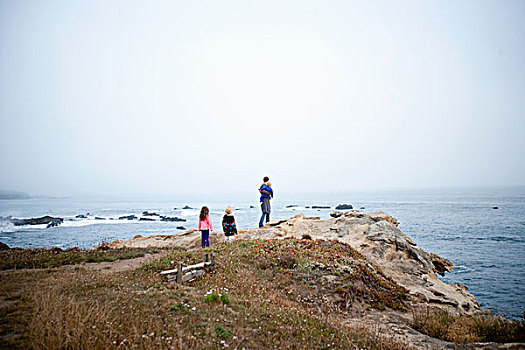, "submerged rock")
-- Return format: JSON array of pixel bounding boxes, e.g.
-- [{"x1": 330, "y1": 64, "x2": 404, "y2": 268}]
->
[
  {"x1": 160, "y1": 216, "x2": 186, "y2": 222},
  {"x1": 286, "y1": 205, "x2": 299, "y2": 208},
  {"x1": 311, "y1": 205, "x2": 331, "y2": 209},
  {"x1": 139, "y1": 217, "x2": 155, "y2": 221}
]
